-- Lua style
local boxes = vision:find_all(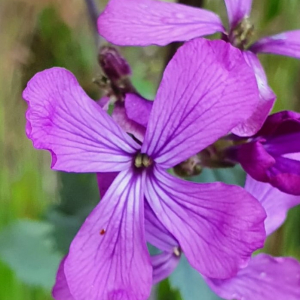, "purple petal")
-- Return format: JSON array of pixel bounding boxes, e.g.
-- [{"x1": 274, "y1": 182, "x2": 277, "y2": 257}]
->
[
  {"x1": 98, "y1": 0, "x2": 224, "y2": 47},
  {"x1": 151, "y1": 252, "x2": 180, "y2": 284},
  {"x1": 64, "y1": 170, "x2": 152, "y2": 300},
  {"x1": 232, "y1": 139, "x2": 300, "y2": 195},
  {"x1": 125, "y1": 93, "x2": 152, "y2": 128},
  {"x1": 251, "y1": 30, "x2": 300, "y2": 58},
  {"x1": 23, "y1": 67, "x2": 140, "y2": 173},
  {"x1": 96, "y1": 172, "x2": 118, "y2": 199},
  {"x1": 224, "y1": 0, "x2": 252, "y2": 28},
  {"x1": 256, "y1": 110, "x2": 300, "y2": 137},
  {"x1": 52, "y1": 257, "x2": 74, "y2": 300},
  {"x1": 206, "y1": 254, "x2": 300, "y2": 300},
  {"x1": 97, "y1": 96, "x2": 110, "y2": 111},
  {"x1": 232, "y1": 51, "x2": 276, "y2": 136},
  {"x1": 232, "y1": 141, "x2": 276, "y2": 182},
  {"x1": 112, "y1": 101, "x2": 146, "y2": 142},
  {"x1": 264, "y1": 118, "x2": 300, "y2": 156},
  {"x1": 145, "y1": 201, "x2": 178, "y2": 252},
  {"x1": 266, "y1": 156, "x2": 300, "y2": 195},
  {"x1": 145, "y1": 166, "x2": 266, "y2": 279},
  {"x1": 142, "y1": 38, "x2": 260, "y2": 169},
  {"x1": 245, "y1": 175, "x2": 300, "y2": 235}
]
